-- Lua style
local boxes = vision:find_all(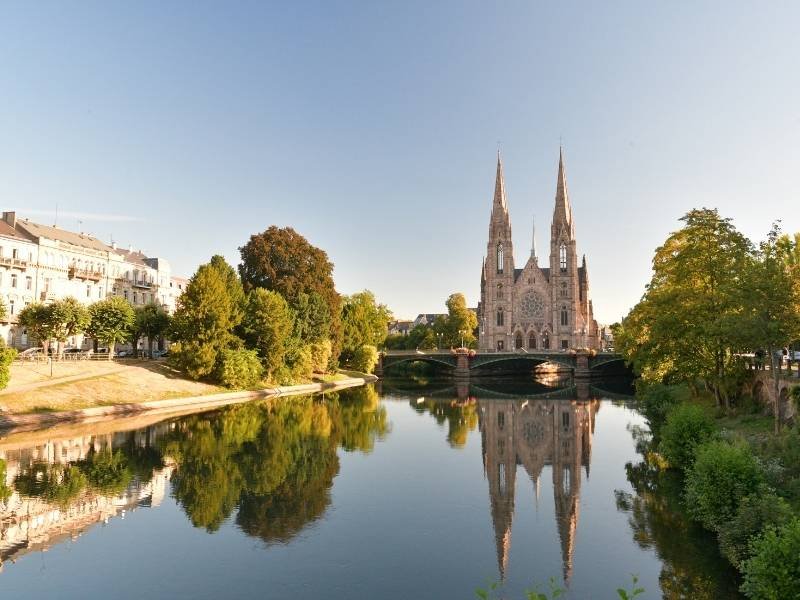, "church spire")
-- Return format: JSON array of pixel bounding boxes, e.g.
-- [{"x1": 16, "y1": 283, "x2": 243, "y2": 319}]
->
[
  {"x1": 553, "y1": 146, "x2": 574, "y2": 237},
  {"x1": 494, "y1": 149, "x2": 508, "y2": 213},
  {"x1": 531, "y1": 215, "x2": 538, "y2": 262}
]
